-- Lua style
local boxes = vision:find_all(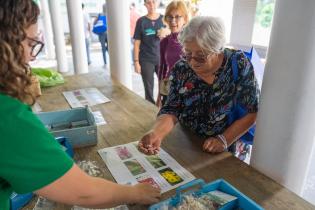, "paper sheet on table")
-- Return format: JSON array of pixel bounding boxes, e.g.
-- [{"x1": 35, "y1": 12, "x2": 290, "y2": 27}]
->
[
  {"x1": 92, "y1": 111, "x2": 107, "y2": 126},
  {"x1": 62, "y1": 88, "x2": 110, "y2": 108},
  {"x1": 98, "y1": 141, "x2": 195, "y2": 193}
]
